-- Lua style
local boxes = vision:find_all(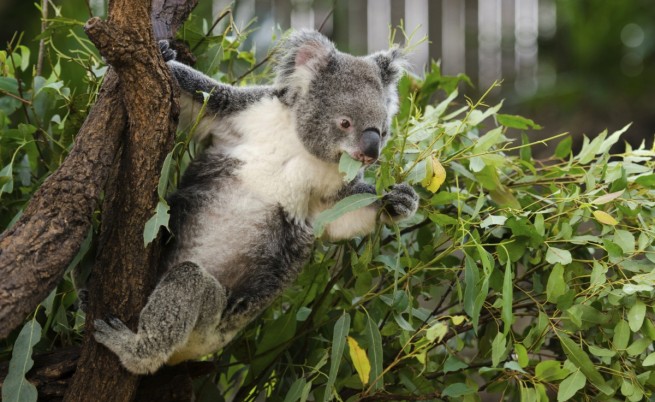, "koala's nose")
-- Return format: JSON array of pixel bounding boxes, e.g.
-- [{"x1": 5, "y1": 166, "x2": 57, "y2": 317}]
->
[{"x1": 358, "y1": 129, "x2": 381, "y2": 164}]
